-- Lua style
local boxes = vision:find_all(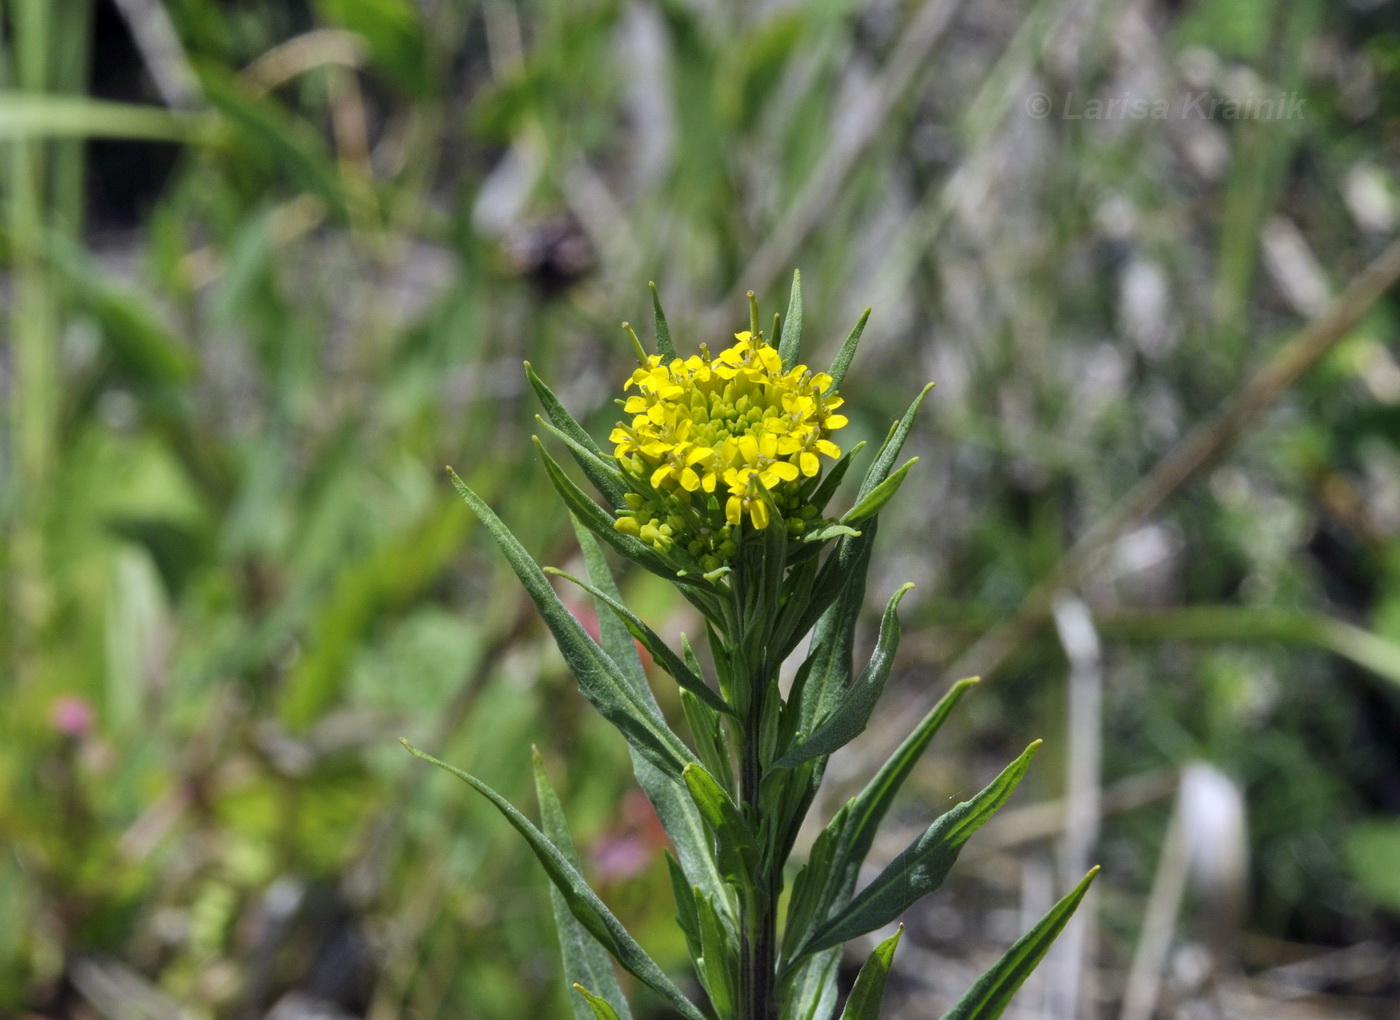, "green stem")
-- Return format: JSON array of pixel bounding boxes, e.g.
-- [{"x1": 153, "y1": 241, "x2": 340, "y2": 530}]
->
[{"x1": 738, "y1": 669, "x2": 776, "y2": 1020}]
